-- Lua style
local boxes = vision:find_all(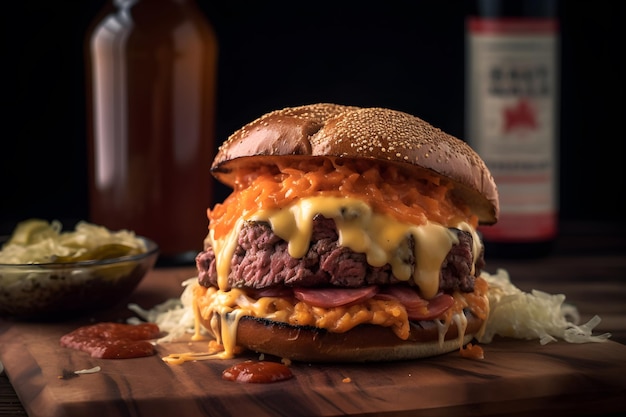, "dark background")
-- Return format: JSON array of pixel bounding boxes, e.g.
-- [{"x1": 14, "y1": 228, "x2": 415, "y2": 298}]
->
[{"x1": 2, "y1": 0, "x2": 625, "y2": 237}]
